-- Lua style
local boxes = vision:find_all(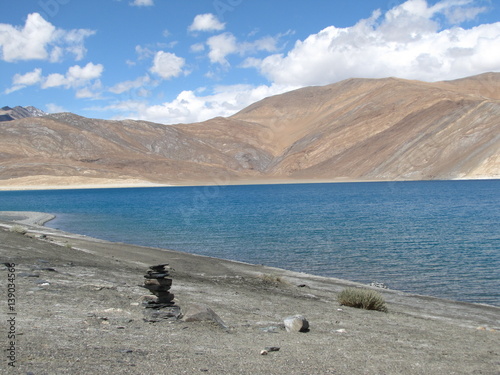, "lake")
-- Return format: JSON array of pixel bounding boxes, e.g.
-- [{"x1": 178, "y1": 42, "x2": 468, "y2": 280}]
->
[{"x1": 1, "y1": 180, "x2": 498, "y2": 306}]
